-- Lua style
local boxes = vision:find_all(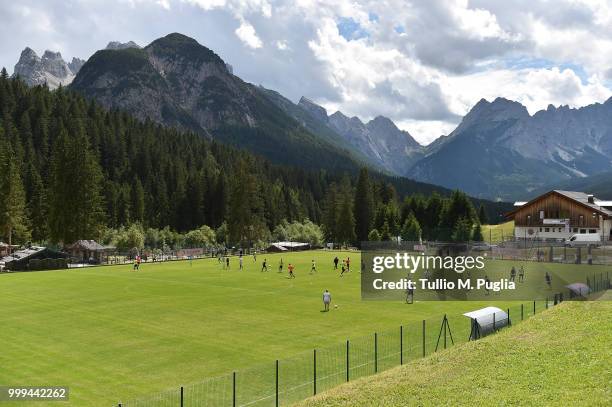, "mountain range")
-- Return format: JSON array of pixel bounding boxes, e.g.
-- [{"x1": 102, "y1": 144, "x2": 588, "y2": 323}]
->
[
  {"x1": 10, "y1": 33, "x2": 612, "y2": 202},
  {"x1": 12, "y1": 41, "x2": 140, "y2": 89},
  {"x1": 408, "y1": 97, "x2": 612, "y2": 201}
]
